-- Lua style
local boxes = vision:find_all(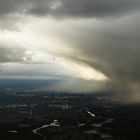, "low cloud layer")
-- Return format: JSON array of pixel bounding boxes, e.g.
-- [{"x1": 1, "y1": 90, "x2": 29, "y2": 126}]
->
[{"x1": 0, "y1": 42, "x2": 31, "y2": 63}]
